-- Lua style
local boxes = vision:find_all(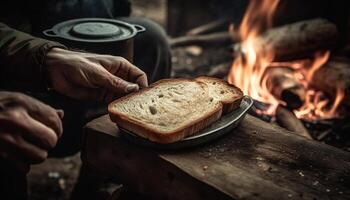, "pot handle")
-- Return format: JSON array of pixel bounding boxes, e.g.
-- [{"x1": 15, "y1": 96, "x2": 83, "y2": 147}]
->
[
  {"x1": 133, "y1": 24, "x2": 146, "y2": 33},
  {"x1": 43, "y1": 29, "x2": 59, "y2": 37}
]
